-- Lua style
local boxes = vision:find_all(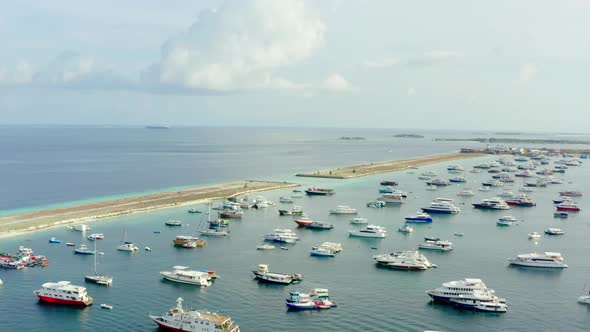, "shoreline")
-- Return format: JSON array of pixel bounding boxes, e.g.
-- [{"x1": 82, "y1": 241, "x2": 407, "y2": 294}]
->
[
  {"x1": 0, "y1": 180, "x2": 298, "y2": 239},
  {"x1": 296, "y1": 153, "x2": 484, "y2": 179}
]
